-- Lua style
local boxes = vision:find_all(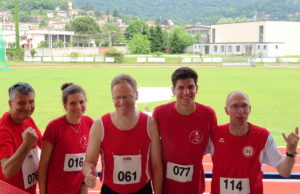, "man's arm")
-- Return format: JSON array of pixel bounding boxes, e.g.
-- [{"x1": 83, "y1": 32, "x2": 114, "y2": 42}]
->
[
  {"x1": 38, "y1": 141, "x2": 54, "y2": 194},
  {"x1": 148, "y1": 117, "x2": 163, "y2": 194},
  {"x1": 276, "y1": 127, "x2": 299, "y2": 177},
  {"x1": 82, "y1": 119, "x2": 102, "y2": 188},
  {"x1": 1, "y1": 127, "x2": 38, "y2": 178}
]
